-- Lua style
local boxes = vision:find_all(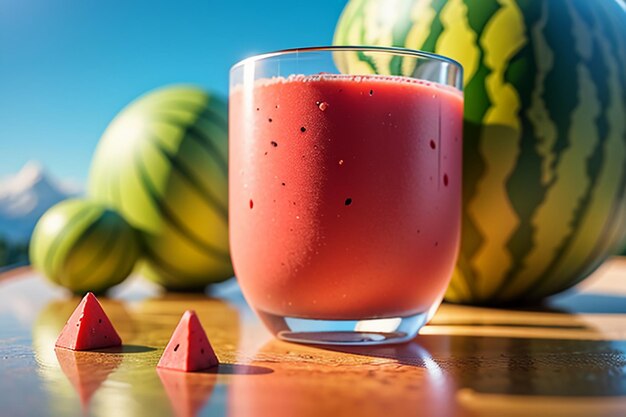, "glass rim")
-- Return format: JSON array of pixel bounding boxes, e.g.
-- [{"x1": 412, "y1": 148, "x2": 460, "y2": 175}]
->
[{"x1": 230, "y1": 45, "x2": 463, "y2": 74}]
